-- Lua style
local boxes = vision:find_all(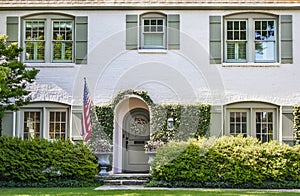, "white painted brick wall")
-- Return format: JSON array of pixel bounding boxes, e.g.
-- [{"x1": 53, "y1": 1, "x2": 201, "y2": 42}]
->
[{"x1": 1, "y1": 10, "x2": 299, "y2": 107}]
